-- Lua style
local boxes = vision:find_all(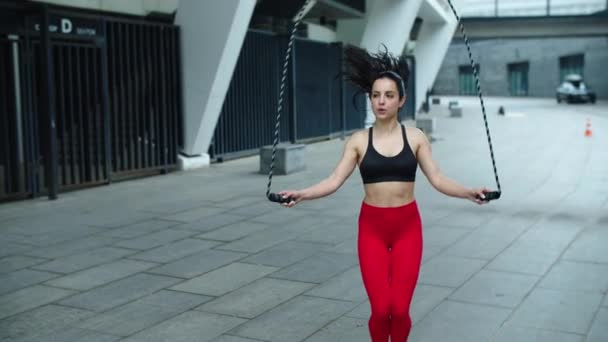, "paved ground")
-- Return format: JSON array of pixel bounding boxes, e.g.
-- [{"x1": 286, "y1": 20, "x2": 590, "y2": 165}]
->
[{"x1": 1, "y1": 96, "x2": 607, "y2": 342}]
